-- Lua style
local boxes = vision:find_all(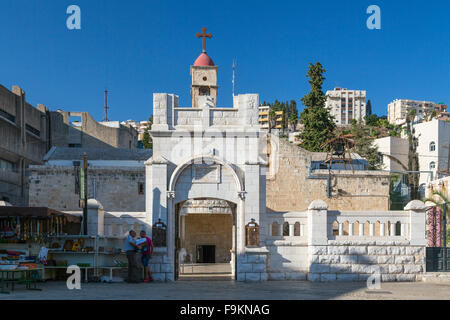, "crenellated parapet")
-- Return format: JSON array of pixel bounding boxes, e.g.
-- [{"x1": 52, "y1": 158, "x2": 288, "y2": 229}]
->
[{"x1": 151, "y1": 93, "x2": 260, "y2": 130}]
